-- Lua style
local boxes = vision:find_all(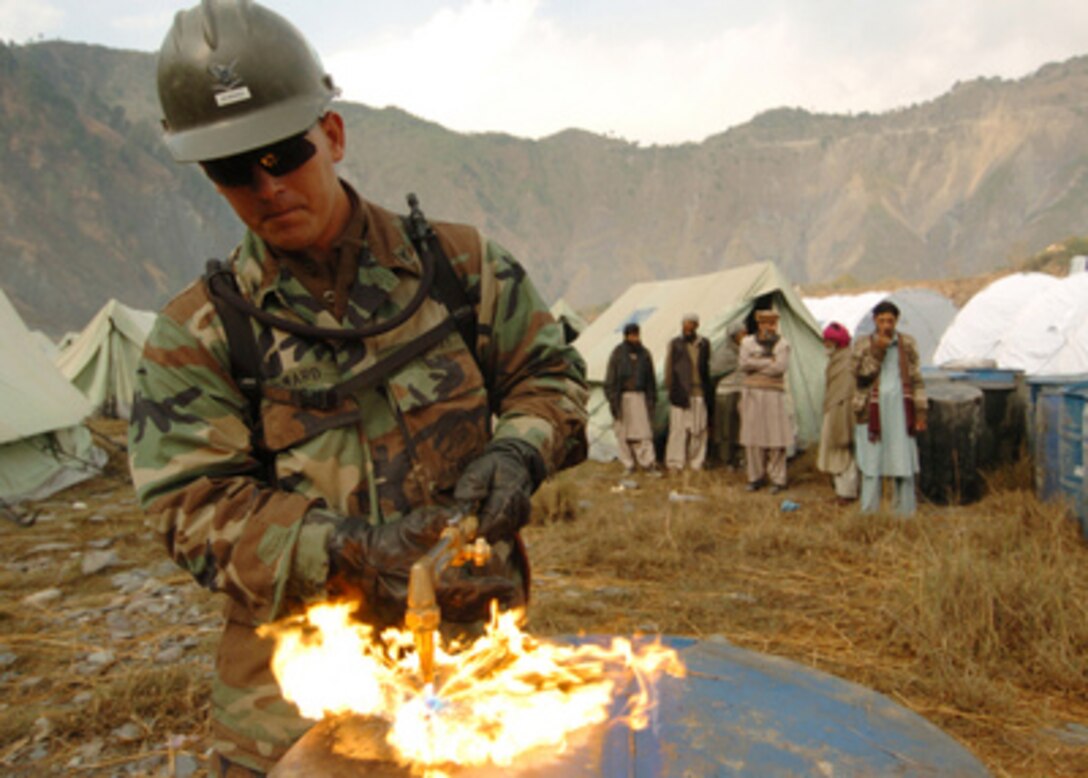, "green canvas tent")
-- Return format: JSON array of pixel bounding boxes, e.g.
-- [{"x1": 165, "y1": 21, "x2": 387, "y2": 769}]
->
[
  {"x1": 571, "y1": 262, "x2": 826, "y2": 461},
  {"x1": 55, "y1": 299, "x2": 157, "y2": 419},
  {"x1": 0, "y1": 289, "x2": 105, "y2": 503}
]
